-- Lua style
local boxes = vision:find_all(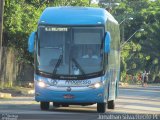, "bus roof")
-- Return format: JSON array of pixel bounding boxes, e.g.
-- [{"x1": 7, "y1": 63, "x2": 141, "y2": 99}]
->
[{"x1": 39, "y1": 7, "x2": 118, "y2": 25}]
